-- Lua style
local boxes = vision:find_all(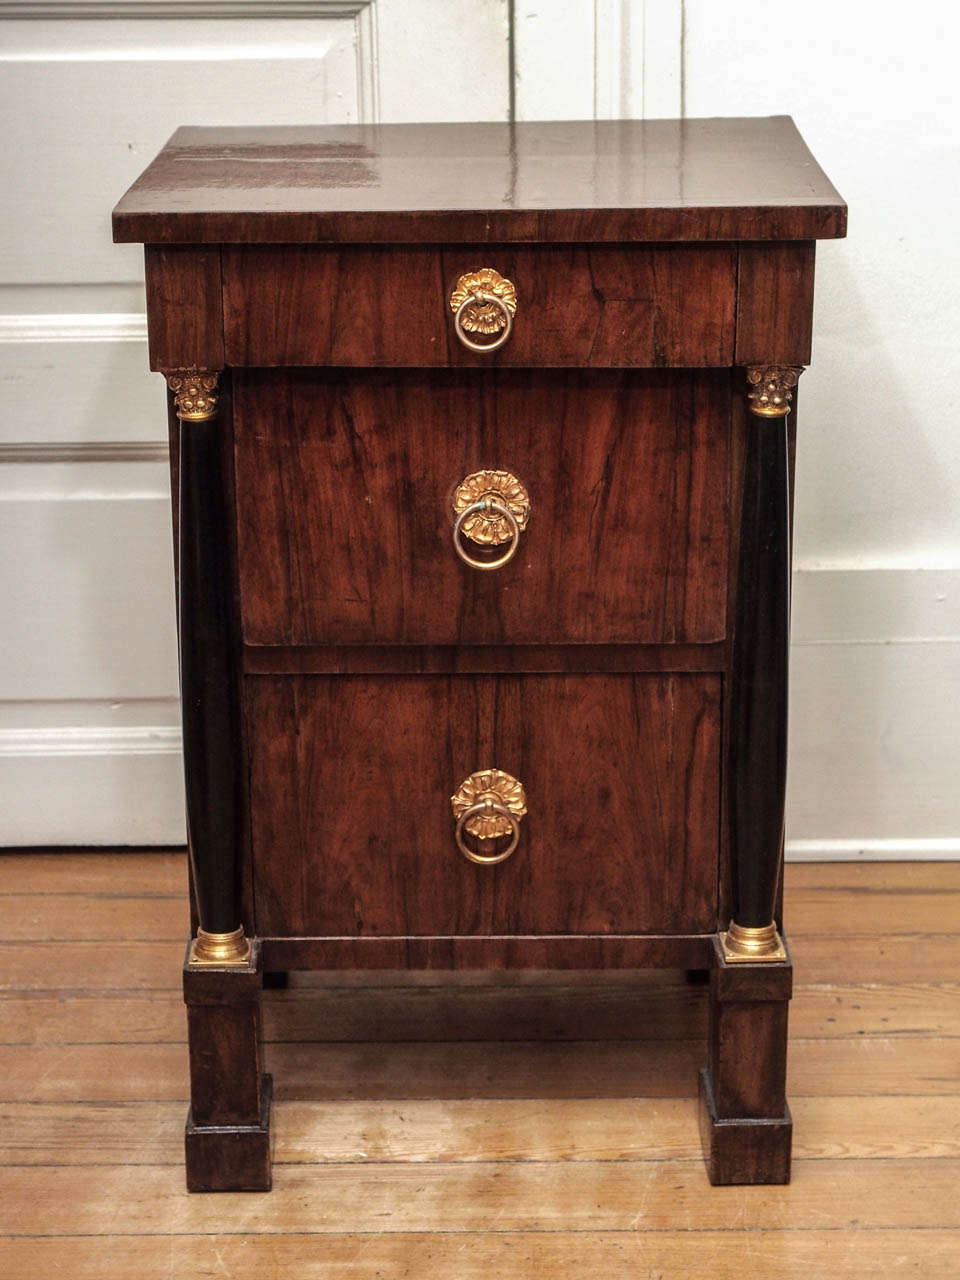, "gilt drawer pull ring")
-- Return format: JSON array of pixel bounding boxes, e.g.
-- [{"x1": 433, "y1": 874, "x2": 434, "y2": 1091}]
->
[
  {"x1": 452, "y1": 469, "x2": 530, "y2": 570},
  {"x1": 450, "y1": 268, "x2": 517, "y2": 352},
  {"x1": 451, "y1": 769, "x2": 527, "y2": 865},
  {"x1": 453, "y1": 498, "x2": 519, "y2": 569}
]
